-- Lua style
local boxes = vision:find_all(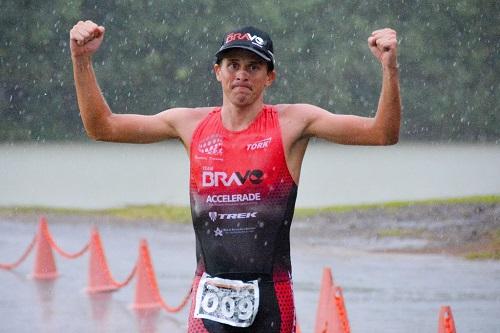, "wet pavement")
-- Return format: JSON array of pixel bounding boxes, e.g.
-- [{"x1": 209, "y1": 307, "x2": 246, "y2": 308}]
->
[{"x1": 1, "y1": 216, "x2": 500, "y2": 333}]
